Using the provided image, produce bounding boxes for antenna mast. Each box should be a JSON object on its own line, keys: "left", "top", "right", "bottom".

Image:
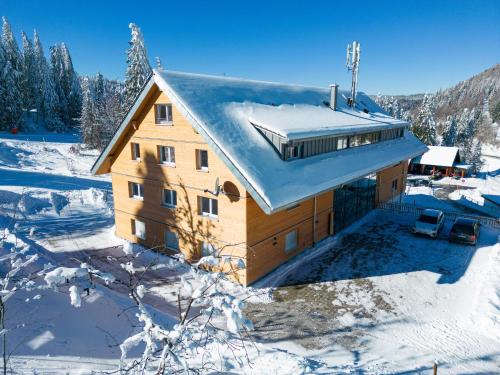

{"left": 346, "top": 41, "right": 361, "bottom": 107}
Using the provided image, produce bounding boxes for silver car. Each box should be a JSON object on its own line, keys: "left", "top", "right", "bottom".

{"left": 412, "top": 209, "right": 445, "bottom": 238}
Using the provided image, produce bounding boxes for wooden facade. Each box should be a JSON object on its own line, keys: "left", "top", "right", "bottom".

{"left": 101, "top": 83, "right": 408, "bottom": 286}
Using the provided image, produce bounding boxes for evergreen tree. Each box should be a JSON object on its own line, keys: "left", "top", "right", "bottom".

{"left": 124, "top": 23, "right": 152, "bottom": 110}
{"left": 1, "top": 16, "right": 24, "bottom": 130}
{"left": 33, "top": 30, "right": 63, "bottom": 131}
{"left": 441, "top": 115, "right": 457, "bottom": 147}
{"left": 79, "top": 76, "right": 97, "bottom": 147}
{"left": 0, "top": 42, "right": 6, "bottom": 130}
{"left": 50, "top": 43, "right": 81, "bottom": 130}
{"left": 455, "top": 108, "right": 480, "bottom": 163}
{"left": 20, "top": 31, "right": 37, "bottom": 113}
{"left": 411, "top": 94, "right": 437, "bottom": 145}
{"left": 469, "top": 138, "right": 483, "bottom": 174}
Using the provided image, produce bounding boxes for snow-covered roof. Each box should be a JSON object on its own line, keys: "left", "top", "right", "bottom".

{"left": 411, "top": 146, "right": 459, "bottom": 168}
{"left": 92, "top": 70, "right": 427, "bottom": 213}
{"left": 239, "top": 102, "right": 406, "bottom": 141}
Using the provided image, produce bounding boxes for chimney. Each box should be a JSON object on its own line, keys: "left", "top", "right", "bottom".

{"left": 329, "top": 84, "right": 338, "bottom": 111}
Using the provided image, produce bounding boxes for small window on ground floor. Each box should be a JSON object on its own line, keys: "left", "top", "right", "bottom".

{"left": 132, "top": 219, "right": 146, "bottom": 240}
{"left": 165, "top": 230, "right": 179, "bottom": 251}
{"left": 285, "top": 230, "right": 298, "bottom": 252}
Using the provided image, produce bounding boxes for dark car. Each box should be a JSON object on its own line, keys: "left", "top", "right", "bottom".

{"left": 449, "top": 218, "right": 481, "bottom": 245}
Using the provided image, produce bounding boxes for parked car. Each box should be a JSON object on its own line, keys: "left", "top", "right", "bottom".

{"left": 449, "top": 218, "right": 481, "bottom": 245}
{"left": 412, "top": 209, "right": 445, "bottom": 238}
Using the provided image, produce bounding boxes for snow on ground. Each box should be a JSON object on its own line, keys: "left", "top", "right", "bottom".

{"left": 246, "top": 210, "right": 500, "bottom": 374}
{"left": 0, "top": 132, "right": 305, "bottom": 374}
{"left": 1, "top": 132, "right": 499, "bottom": 374}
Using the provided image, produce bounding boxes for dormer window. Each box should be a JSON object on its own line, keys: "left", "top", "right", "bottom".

{"left": 284, "top": 145, "right": 300, "bottom": 160}
{"left": 337, "top": 137, "right": 348, "bottom": 150}
{"left": 155, "top": 104, "right": 173, "bottom": 125}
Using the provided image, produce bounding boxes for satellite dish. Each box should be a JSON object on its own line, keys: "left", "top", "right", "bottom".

{"left": 204, "top": 176, "right": 222, "bottom": 196}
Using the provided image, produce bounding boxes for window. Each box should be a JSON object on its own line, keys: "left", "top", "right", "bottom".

{"left": 165, "top": 230, "right": 179, "bottom": 251}
{"left": 155, "top": 104, "right": 173, "bottom": 125}
{"left": 285, "top": 230, "right": 298, "bottom": 252}
{"left": 285, "top": 145, "right": 299, "bottom": 160}
{"left": 201, "top": 241, "right": 216, "bottom": 257}
{"left": 196, "top": 149, "right": 209, "bottom": 171}
{"left": 199, "top": 196, "right": 218, "bottom": 218}
{"left": 159, "top": 146, "right": 175, "bottom": 166}
{"left": 131, "top": 143, "right": 140, "bottom": 160}
{"left": 391, "top": 178, "right": 398, "bottom": 193}
{"left": 162, "top": 189, "right": 177, "bottom": 208}
{"left": 132, "top": 219, "right": 146, "bottom": 240}
{"left": 129, "top": 182, "right": 144, "bottom": 200}
{"left": 337, "top": 137, "right": 348, "bottom": 150}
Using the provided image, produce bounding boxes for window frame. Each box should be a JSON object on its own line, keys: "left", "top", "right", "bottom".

{"left": 132, "top": 219, "right": 146, "bottom": 240}
{"left": 131, "top": 142, "right": 141, "bottom": 161}
{"left": 199, "top": 196, "right": 218, "bottom": 219}
{"left": 165, "top": 229, "right": 179, "bottom": 251}
{"left": 158, "top": 145, "right": 176, "bottom": 167}
{"left": 285, "top": 230, "right": 298, "bottom": 253}
{"left": 129, "top": 182, "right": 144, "bottom": 200}
{"left": 162, "top": 188, "right": 177, "bottom": 208}
{"left": 155, "top": 104, "right": 173, "bottom": 125}
{"left": 196, "top": 149, "right": 209, "bottom": 172}
{"left": 336, "top": 137, "right": 348, "bottom": 150}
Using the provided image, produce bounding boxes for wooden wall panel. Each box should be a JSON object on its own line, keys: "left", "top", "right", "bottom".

{"left": 109, "top": 87, "right": 248, "bottom": 283}
{"left": 376, "top": 161, "right": 408, "bottom": 203}
{"left": 245, "top": 191, "right": 333, "bottom": 284}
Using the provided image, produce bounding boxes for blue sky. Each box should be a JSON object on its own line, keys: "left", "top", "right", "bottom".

{"left": 1, "top": 0, "right": 499, "bottom": 94}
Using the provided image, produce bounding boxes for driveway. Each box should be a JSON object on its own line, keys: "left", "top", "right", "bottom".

{"left": 245, "top": 209, "right": 499, "bottom": 353}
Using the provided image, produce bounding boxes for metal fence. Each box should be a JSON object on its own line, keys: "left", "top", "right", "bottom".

{"left": 377, "top": 201, "right": 500, "bottom": 229}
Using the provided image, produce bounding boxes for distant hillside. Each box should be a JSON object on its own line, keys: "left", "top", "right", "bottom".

{"left": 372, "top": 64, "right": 500, "bottom": 146}
{"left": 434, "top": 64, "right": 500, "bottom": 121}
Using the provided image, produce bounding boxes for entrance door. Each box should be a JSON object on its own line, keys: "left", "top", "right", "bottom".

{"left": 333, "top": 174, "right": 376, "bottom": 233}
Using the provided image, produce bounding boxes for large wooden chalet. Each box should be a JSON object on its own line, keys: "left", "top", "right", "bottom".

{"left": 92, "top": 70, "right": 427, "bottom": 285}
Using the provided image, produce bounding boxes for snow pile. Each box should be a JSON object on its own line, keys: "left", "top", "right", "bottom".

{"left": 44, "top": 267, "right": 88, "bottom": 286}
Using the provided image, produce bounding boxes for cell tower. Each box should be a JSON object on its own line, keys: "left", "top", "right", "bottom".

{"left": 346, "top": 41, "right": 361, "bottom": 107}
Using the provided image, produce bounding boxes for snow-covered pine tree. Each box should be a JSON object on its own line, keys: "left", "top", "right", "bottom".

{"left": 94, "top": 78, "right": 124, "bottom": 149}
{"left": 50, "top": 43, "right": 81, "bottom": 131}
{"left": 34, "top": 31, "right": 64, "bottom": 131}
{"left": 20, "top": 31, "right": 37, "bottom": 118}
{"left": 411, "top": 94, "right": 437, "bottom": 145}
{"left": 456, "top": 108, "right": 480, "bottom": 163}
{"left": 1, "top": 16, "right": 24, "bottom": 130}
{"left": 79, "top": 76, "right": 97, "bottom": 147}
{"left": 440, "top": 115, "right": 457, "bottom": 147}
{"left": 60, "top": 43, "right": 81, "bottom": 126}
{"left": 124, "top": 23, "right": 152, "bottom": 111}
{"left": 469, "top": 138, "right": 483, "bottom": 174}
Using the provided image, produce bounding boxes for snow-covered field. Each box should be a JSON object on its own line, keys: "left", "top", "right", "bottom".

{"left": 1, "top": 132, "right": 499, "bottom": 374}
